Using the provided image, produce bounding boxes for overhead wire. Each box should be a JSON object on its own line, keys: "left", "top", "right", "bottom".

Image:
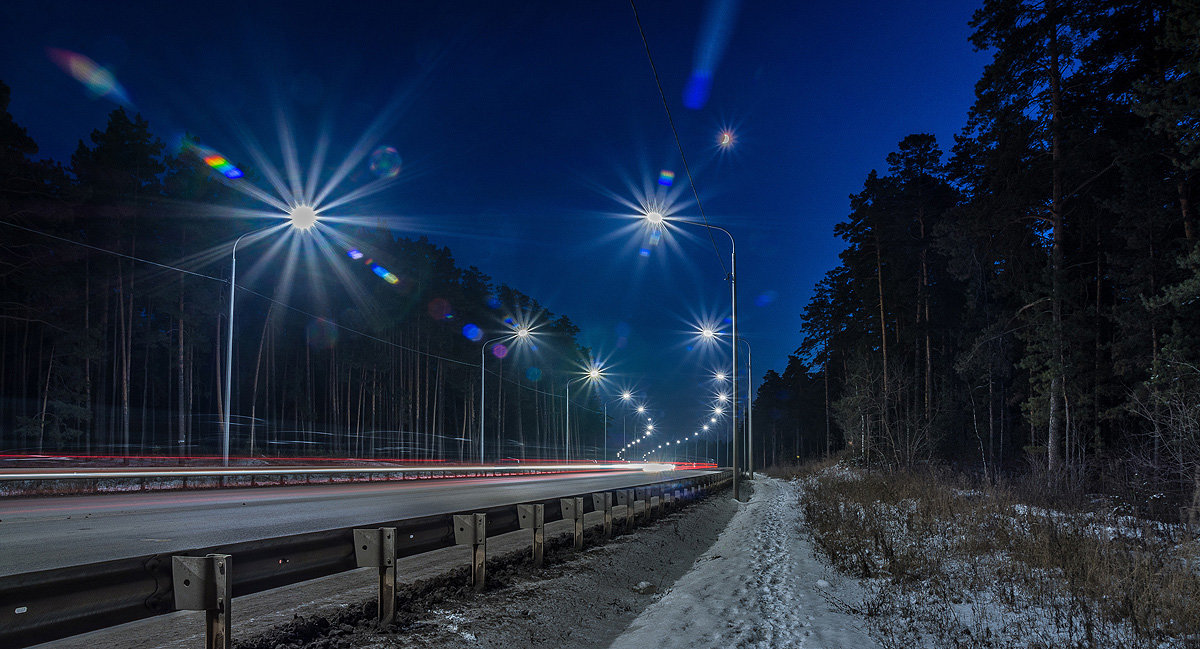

{"left": 627, "top": 0, "right": 729, "bottom": 278}
{"left": 0, "top": 218, "right": 594, "bottom": 399}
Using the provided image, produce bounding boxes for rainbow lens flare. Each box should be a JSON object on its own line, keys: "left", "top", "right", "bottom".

{"left": 658, "top": 170, "right": 675, "bottom": 186}
{"left": 347, "top": 249, "right": 364, "bottom": 260}
{"left": 180, "top": 137, "right": 244, "bottom": 179}
{"left": 368, "top": 146, "right": 402, "bottom": 179}
{"left": 46, "top": 48, "right": 132, "bottom": 106}
{"left": 371, "top": 265, "right": 399, "bottom": 284}
{"left": 203, "top": 154, "right": 244, "bottom": 179}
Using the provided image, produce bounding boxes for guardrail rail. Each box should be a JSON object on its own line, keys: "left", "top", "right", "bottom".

{"left": 0, "top": 469, "right": 731, "bottom": 648}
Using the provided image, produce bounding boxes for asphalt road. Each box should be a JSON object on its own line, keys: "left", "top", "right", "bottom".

{"left": 0, "top": 469, "right": 712, "bottom": 576}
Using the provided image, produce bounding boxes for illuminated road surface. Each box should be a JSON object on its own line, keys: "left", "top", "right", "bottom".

{"left": 0, "top": 470, "right": 712, "bottom": 576}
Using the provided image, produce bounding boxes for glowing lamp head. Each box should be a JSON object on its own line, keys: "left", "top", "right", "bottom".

{"left": 516, "top": 326, "right": 531, "bottom": 338}
{"left": 587, "top": 368, "right": 602, "bottom": 380}
{"left": 290, "top": 205, "right": 318, "bottom": 230}
{"left": 637, "top": 406, "right": 646, "bottom": 413}
{"left": 701, "top": 328, "right": 717, "bottom": 339}
{"left": 715, "top": 372, "right": 727, "bottom": 382}
{"left": 714, "top": 407, "right": 724, "bottom": 415}
{"left": 645, "top": 211, "right": 664, "bottom": 226}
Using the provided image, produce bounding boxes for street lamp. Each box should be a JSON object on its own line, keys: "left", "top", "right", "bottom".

{"left": 480, "top": 325, "right": 531, "bottom": 463}
{"left": 645, "top": 209, "right": 740, "bottom": 499}
{"left": 603, "top": 391, "right": 634, "bottom": 462}
{"left": 565, "top": 365, "right": 603, "bottom": 462}
{"left": 622, "top": 403, "right": 648, "bottom": 459}
{"left": 741, "top": 338, "right": 754, "bottom": 478}
{"left": 223, "top": 216, "right": 310, "bottom": 466}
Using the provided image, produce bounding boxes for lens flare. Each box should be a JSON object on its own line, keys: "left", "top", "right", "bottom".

{"left": 491, "top": 343, "right": 509, "bottom": 359}
{"left": 683, "top": 0, "right": 741, "bottom": 110}
{"left": 371, "top": 264, "right": 399, "bottom": 284}
{"left": 368, "top": 146, "right": 402, "bottom": 179}
{"left": 347, "top": 249, "right": 364, "bottom": 260}
{"left": 180, "top": 137, "right": 244, "bottom": 179}
{"left": 719, "top": 130, "right": 735, "bottom": 148}
{"left": 204, "top": 155, "right": 244, "bottom": 179}
{"left": 526, "top": 367, "right": 542, "bottom": 381}
{"left": 46, "top": 48, "right": 132, "bottom": 106}
{"left": 462, "top": 323, "right": 483, "bottom": 341}
{"left": 658, "top": 170, "right": 675, "bottom": 186}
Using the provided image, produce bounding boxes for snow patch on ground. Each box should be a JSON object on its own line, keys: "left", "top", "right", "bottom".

{"left": 609, "top": 478, "right": 877, "bottom": 649}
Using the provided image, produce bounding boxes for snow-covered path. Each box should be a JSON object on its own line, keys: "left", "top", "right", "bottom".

{"left": 608, "top": 478, "right": 877, "bottom": 649}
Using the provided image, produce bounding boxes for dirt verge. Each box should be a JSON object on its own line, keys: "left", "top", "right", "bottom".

{"left": 235, "top": 487, "right": 738, "bottom": 649}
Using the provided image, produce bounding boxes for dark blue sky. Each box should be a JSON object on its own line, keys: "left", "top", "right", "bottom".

{"left": 2, "top": 1, "right": 990, "bottom": 451}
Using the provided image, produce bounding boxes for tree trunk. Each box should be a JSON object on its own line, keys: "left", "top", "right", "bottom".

{"left": 1046, "top": 0, "right": 1065, "bottom": 475}
{"left": 37, "top": 344, "right": 56, "bottom": 453}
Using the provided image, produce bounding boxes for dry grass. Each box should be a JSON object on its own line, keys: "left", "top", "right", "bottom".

{"left": 796, "top": 462, "right": 1200, "bottom": 648}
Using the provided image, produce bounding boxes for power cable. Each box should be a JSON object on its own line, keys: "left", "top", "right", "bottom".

{"left": 1, "top": 219, "right": 585, "bottom": 399}
{"left": 628, "top": 0, "right": 729, "bottom": 277}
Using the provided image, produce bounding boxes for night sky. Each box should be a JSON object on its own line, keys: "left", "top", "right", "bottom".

{"left": 1, "top": 1, "right": 989, "bottom": 448}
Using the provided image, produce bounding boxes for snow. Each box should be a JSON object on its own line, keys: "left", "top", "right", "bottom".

{"left": 609, "top": 477, "right": 878, "bottom": 649}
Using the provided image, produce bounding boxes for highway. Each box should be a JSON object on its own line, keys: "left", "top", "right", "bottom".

{"left": 0, "top": 469, "right": 712, "bottom": 576}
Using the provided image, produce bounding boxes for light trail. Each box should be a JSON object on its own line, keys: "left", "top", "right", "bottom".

{"left": 0, "top": 462, "right": 680, "bottom": 481}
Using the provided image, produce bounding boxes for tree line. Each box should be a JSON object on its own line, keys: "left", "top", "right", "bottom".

{"left": 753, "top": 0, "right": 1199, "bottom": 508}
{"left": 0, "top": 84, "right": 610, "bottom": 462}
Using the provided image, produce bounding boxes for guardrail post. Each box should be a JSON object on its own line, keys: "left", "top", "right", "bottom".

{"left": 172, "top": 554, "right": 232, "bottom": 649}
{"left": 518, "top": 504, "right": 545, "bottom": 568}
{"left": 453, "top": 513, "right": 487, "bottom": 592}
{"left": 616, "top": 489, "right": 635, "bottom": 532}
{"left": 561, "top": 497, "right": 584, "bottom": 551}
{"left": 353, "top": 527, "right": 397, "bottom": 623}
{"left": 591, "top": 492, "right": 613, "bottom": 539}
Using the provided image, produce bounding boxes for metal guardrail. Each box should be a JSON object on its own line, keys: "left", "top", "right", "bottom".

{"left": 0, "top": 470, "right": 730, "bottom": 647}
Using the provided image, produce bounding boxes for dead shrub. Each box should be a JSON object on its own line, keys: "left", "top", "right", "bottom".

{"left": 795, "top": 463, "right": 1200, "bottom": 647}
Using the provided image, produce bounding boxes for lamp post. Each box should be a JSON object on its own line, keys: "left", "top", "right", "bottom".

{"left": 625, "top": 404, "right": 647, "bottom": 453}
{"left": 223, "top": 211, "right": 314, "bottom": 466}
{"left": 645, "top": 210, "right": 739, "bottom": 499}
{"left": 741, "top": 338, "right": 753, "bottom": 478}
{"left": 565, "top": 367, "right": 603, "bottom": 462}
{"left": 479, "top": 326, "right": 530, "bottom": 464}
{"left": 603, "top": 392, "right": 633, "bottom": 462}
